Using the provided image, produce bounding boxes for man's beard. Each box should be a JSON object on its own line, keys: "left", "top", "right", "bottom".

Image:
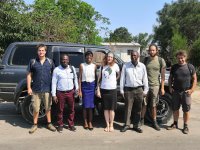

{"left": 150, "top": 53, "right": 157, "bottom": 57}
{"left": 61, "top": 63, "right": 68, "bottom": 68}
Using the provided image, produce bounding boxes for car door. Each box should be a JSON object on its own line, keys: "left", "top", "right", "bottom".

{"left": 0, "top": 45, "right": 37, "bottom": 101}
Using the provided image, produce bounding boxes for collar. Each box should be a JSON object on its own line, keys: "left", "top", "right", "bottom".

{"left": 128, "top": 61, "right": 140, "bottom": 67}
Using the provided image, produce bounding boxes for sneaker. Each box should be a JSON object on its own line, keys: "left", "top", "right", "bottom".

{"left": 57, "top": 126, "right": 63, "bottom": 133}
{"left": 69, "top": 126, "right": 76, "bottom": 131}
{"left": 133, "top": 127, "right": 143, "bottom": 133}
{"left": 152, "top": 122, "right": 161, "bottom": 131}
{"left": 182, "top": 126, "right": 189, "bottom": 134}
{"left": 47, "top": 123, "right": 56, "bottom": 132}
{"left": 166, "top": 123, "right": 178, "bottom": 130}
{"left": 29, "top": 124, "right": 38, "bottom": 134}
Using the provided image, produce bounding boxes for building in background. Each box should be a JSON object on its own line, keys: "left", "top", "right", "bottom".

{"left": 102, "top": 42, "right": 141, "bottom": 62}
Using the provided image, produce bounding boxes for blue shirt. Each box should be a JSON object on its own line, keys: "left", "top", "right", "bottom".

{"left": 51, "top": 65, "right": 79, "bottom": 97}
{"left": 27, "top": 57, "right": 55, "bottom": 93}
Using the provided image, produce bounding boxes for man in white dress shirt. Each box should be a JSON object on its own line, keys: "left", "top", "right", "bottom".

{"left": 120, "top": 51, "right": 149, "bottom": 133}
{"left": 52, "top": 54, "right": 79, "bottom": 132}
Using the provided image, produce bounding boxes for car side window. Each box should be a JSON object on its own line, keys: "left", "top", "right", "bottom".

{"left": 59, "top": 52, "right": 84, "bottom": 68}
{"left": 9, "top": 45, "right": 37, "bottom": 66}
{"left": 92, "top": 51, "right": 105, "bottom": 67}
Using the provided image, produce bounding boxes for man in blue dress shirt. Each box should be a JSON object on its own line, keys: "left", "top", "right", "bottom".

{"left": 52, "top": 54, "right": 79, "bottom": 132}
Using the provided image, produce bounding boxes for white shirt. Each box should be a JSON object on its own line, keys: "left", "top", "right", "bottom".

{"left": 100, "top": 63, "right": 120, "bottom": 90}
{"left": 120, "top": 61, "right": 149, "bottom": 94}
{"left": 51, "top": 65, "right": 79, "bottom": 96}
{"left": 81, "top": 63, "right": 95, "bottom": 82}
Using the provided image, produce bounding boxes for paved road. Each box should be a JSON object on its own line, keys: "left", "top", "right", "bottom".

{"left": 0, "top": 90, "right": 200, "bottom": 150}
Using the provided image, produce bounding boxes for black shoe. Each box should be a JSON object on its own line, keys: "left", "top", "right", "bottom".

{"left": 133, "top": 127, "right": 143, "bottom": 133}
{"left": 57, "top": 126, "right": 63, "bottom": 133}
{"left": 166, "top": 123, "right": 178, "bottom": 130}
{"left": 182, "top": 126, "right": 189, "bottom": 134}
{"left": 152, "top": 122, "right": 161, "bottom": 131}
{"left": 120, "top": 125, "right": 129, "bottom": 132}
{"left": 83, "top": 126, "right": 88, "bottom": 130}
{"left": 69, "top": 126, "right": 76, "bottom": 131}
{"left": 89, "top": 127, "right": 94, "bottom": 131}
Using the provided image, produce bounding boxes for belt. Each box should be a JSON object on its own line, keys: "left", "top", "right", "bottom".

{"left": 57, "top": 89, "right": 73, "bottom": 93}
{"left": 124, "top": 86, "right": 143, "bottom": 90}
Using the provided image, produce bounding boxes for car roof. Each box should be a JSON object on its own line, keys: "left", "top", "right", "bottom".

{"left": 12, "top": 42, "right": 110, "bottom": 50}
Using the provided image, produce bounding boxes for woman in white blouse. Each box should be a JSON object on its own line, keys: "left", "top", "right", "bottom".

{"left": 79, "top": 51, "right": 96, "bottom": 130}
{"left": 97, "top": 52, "right": 120, "bottom": 132}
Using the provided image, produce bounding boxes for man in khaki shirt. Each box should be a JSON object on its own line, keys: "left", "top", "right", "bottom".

{"left": 141, "top": 44, "right": 166, "bottom": 131}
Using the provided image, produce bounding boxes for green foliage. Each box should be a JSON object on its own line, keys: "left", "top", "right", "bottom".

{"left": 189, "top": 37, "right": 200, "bottom": 67}
{"left": 154, "top": 0, "right": 200, "bottom": 60}
{"left": 0, "top": 0, "right": 110, "bottom": 54}
{"left": 133, "top": 33, "right": 153, "bottom": 53}
{"left": 106, "top": 27, "right": 133, "bottom": 43}
{"left": 0, "top": 0, "right": 32, "bottom": 54}
{"left": 171, "top": 31, "right": 188, "bottom": 63}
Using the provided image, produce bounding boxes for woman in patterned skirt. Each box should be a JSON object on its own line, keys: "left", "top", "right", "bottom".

{"left": 79, "top": 51, "right": 96, "bottom": 130}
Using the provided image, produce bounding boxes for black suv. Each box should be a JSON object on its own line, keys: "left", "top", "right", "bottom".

{"left": 0, "top": 42, "right": 172, "bottom": 124}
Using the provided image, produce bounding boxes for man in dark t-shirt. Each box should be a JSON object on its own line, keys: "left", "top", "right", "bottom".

{"left": 167, "top": 50, "right": 197, "bottom": 134}
{"left": 27, "top": 44, "right": 56, "bottom": 134}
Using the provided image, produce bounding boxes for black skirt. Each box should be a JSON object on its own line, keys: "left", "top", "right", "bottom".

{"left": 100, "top": 89, "right": 117, "bottom": 110}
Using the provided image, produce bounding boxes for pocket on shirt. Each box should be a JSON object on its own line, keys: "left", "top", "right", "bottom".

{"left": 44, "top": 65, "right": 51, "bottom": 73}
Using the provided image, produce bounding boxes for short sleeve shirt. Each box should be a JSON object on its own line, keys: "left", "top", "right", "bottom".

{"left": 27, "top": 57, "right": 55, "bottom": 93}
{"left": 145, "top": 56, "right": 166, "bottom": 86}
{"left": 171, "top": 63, "right": 196, "bottom": 91}
{"left": 100, "top": 63, "right": 120, "bottom": 90}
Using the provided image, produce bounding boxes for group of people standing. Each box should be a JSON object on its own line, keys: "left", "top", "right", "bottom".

{"left": 27, "top": 43, "right": 197, "bottom": 135}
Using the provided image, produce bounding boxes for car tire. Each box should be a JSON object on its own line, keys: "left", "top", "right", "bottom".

{"left": 21, "top": 95, "right": 46, "bottom": 124}
{"left": 145, "top": 93, "right": 173, "bottom": 124}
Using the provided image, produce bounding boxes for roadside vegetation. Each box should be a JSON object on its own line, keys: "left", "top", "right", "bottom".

{"left": 0, "top": 0, "right": 110, "bottom": 56}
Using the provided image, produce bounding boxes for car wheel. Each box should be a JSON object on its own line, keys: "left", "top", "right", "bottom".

{"left": 21, "top": 95, "right": 46, "bottom": 124}
{"left": 145, "top": 93, "right": 173, "bottom": 124}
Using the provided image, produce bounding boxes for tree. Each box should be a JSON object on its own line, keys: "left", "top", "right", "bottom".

{"left": 189, "top": 37, "right": 200, "bottom": 66}
{"left": 106, "top": 27, "right": 133, "bottom": 42}
{"left": 133, "top": 33, "right": 153, "bottom": 54}
{"left": 0, "top": 0, "right": 110, "bottom": 54}
{"left": 153, "top": 0, "right": 200, "bottom": 62}
{"left": 30, "top": 0, "right": 110, "bottom": 44}
{"left": 171, "top": 31, "right": 188, "bottom": 63}
{"left": 0, "top": 0, "right": 32, "bottom": 53}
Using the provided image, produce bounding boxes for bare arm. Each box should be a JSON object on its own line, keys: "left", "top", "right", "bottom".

{"left": 27, "top": 72, "right": 32, "bottom": 95}
{"left": 78, "top": 64, "right": 83, "bottom": 97}
{"left": 186, "top": 73, "right": 197, "bottom": 95}
{"left": 160, "top": 67, "right": 166, "bottom": 95}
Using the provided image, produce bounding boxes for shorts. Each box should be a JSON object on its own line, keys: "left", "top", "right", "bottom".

{"left": 31, "top": 92, "right": 52, "bottom": 113}
{"left": 143, "top": 86, "right": 160, "bottom": 107}
{"left": 172, "top": 91, "right": 191, "bottom": 112}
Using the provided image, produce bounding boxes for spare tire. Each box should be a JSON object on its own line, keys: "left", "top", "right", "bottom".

{"left": 21, "top": 95, "right": 46, "bottom": 124}
{"left": 145, "top": 93, "right": 173, "bottom": 124}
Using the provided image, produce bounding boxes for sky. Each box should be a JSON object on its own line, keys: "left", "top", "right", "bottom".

{"left": 24, "top": 0, "right": 173, "bottom": 37}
